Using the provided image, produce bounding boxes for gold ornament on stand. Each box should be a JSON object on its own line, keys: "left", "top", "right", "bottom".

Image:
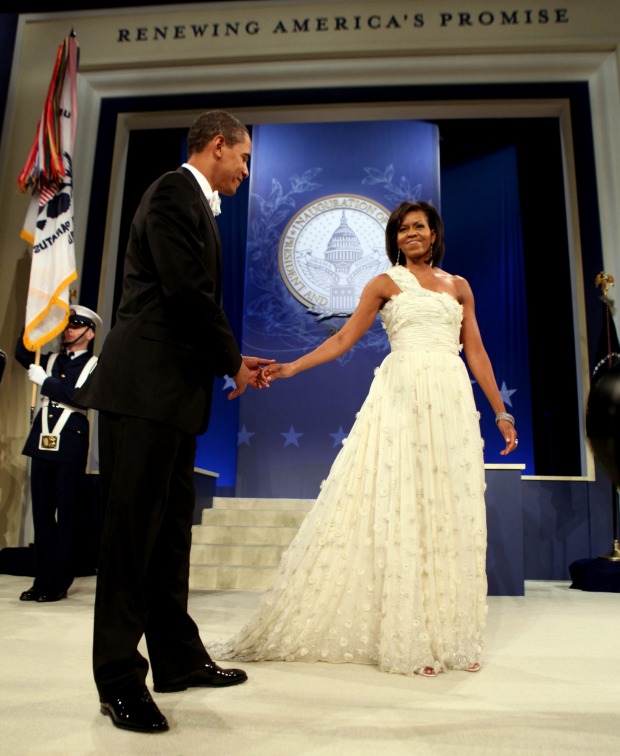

{"left": 595, "top": 271, "right": 614, "bottom": 297}
{"left": 602, "top": 541, "right": 620, "bottom": 561}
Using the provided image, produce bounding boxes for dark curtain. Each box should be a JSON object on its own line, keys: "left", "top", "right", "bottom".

{"left": 442, "top": 146, "right": 534, "bottom": 470}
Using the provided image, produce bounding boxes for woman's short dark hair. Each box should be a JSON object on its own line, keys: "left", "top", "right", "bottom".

{"left": 385, "top": 201, "right": 445, "bottom": 268}
{"left": 186, "top": 110, "right": 249, "bottom": 157}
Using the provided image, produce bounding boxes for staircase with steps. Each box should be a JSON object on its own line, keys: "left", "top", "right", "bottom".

{"left": 189, "top": 497, "right": 314, "bottom": 591}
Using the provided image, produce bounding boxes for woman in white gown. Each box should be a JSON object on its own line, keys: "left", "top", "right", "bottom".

{"left": 208, "top": 201, "right": 518, "bottom": 677}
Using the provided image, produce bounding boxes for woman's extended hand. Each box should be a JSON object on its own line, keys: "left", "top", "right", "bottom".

{"left": 497, "top": 418, "right": 518, "bottom": 456}
{"left": 263, "top": 363, "right": 295, "bottom": 381}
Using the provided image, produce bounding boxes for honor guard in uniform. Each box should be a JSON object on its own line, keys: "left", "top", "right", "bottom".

{"left": 15, "top": 305, "right": 101, "bottom": 602}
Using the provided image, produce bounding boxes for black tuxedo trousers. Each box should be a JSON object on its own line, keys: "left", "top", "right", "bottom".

{"left": 93, "top": 411, "right": 211, "bottom": 698}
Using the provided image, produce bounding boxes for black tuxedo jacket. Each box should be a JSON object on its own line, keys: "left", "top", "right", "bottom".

{"left": 76, "top": 167, "right": 242, "bottom": 435}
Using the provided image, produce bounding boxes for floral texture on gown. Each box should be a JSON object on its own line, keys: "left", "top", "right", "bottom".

{"left": 207, "top": 264, "right": 487, "bottom": 675}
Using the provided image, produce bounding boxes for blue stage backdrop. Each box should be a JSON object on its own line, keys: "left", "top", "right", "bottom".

{"left": 236, "top": 121, "right": 441, "bottom": 497}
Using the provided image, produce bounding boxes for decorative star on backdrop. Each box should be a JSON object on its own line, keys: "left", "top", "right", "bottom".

{"left": 499, "top": 381, "right": 517, "bottom": 407}
{"left": 222, "top": 375, "right": 236, "bottom": 391}
{"left": 237, "top": 425, "right": 255, "bottom": 446}
{"left": 281, "top": 425, "right": 304, "bottom": 448}
{"left": 329, "top": 426, "right": 348, "bottom": 447}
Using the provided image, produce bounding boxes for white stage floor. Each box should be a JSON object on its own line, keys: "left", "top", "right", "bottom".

{"left": 1, "top": 574, "right": 619, "bottom": 755}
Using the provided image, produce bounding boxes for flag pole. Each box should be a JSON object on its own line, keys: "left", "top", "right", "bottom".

{"left": 28, "top": 287, "right": 76, "bottom": 422}
{"left": 599, "top": 489, "right": 620, "bottom": 561}
{"left": 30, "top": 348, "right": 41, "bottom": 424}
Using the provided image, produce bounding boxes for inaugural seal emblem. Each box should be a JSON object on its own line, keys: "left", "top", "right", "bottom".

{"left": 278, "top": 194, "right": 390, "bottom": 317}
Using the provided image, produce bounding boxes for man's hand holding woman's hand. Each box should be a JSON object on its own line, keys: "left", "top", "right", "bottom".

{"left": 243, "top": 355, "right": 276, "bottom": 390}
{"left": 227, "top": 355, "right": 276, "bottom": 399}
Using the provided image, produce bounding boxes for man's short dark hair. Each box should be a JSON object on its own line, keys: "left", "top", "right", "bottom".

{"left": 186, "top": 110, "right": 249, "bottom": 157}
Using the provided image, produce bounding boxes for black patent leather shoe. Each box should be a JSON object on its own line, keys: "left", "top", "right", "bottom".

{"left": 19, "top": 586, "right": 41, "bottom": 601}
{"left": 154, "top": 661, "right": 248, "bottom": 693}
{"left": 100, "top": 686, "right": 169, "bottom": 732}
{"left": 36, "top": 590, "right": 68, "bottom": 602}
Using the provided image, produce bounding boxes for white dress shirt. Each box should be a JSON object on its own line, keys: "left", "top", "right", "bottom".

{"left": 182, "top": 163, "right": 221, "bottom": 215}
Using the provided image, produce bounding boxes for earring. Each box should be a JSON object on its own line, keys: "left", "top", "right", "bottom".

{"left": 396, "top": 249, "right": 402, "bottom": 266}
{"left": 429, "top": 243, "right": 434, "bottom": 267}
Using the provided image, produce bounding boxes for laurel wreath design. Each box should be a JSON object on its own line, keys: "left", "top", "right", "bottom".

{"left": 243, "top": 163, "right": 422, "bottom": 361}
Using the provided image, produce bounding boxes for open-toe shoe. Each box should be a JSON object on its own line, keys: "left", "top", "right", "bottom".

{"left": 417, "top": 667, "right": 438, "bottom": 677}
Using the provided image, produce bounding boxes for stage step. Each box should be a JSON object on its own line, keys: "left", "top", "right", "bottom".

{"left": 189, "top": 497, "right": 314, "bottom": 591}
{"left": 212, "top": 496, "right": 314, "bottom": 512}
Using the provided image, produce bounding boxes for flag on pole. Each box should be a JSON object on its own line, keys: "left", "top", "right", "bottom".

{"left": 18, "top": 32, "right": 79, "bottom": 351}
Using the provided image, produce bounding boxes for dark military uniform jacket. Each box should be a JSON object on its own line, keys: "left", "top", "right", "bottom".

{"left": 16, "top": 338, "right": 97, "bottom": 467}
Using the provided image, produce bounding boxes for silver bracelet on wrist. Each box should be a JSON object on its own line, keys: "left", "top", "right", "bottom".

{"left": 495, "top": 412, "right": 515, "bottom": 426}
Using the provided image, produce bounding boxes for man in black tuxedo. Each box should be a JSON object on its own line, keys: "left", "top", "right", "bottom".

{"left": 76, "top": 110, "right": 271, "bottom": 733}
{"left": 16, "top": 305, "right": 100, "bottom": 603}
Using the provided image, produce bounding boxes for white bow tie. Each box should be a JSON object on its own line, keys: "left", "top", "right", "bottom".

{"left": 209, "top": 191, "right": 221, "bottom": 216}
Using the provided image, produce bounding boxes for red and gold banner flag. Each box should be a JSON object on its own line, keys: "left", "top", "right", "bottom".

{"left": 18, "top": 32, "right": 79, "bottom": 351}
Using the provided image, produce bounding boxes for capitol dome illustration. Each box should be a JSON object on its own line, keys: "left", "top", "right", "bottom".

{"left": 280, "top": 196, "right": 389, "bottom": 316}
{"left": 324, "top": 211, "right": 364, "bottom": 273}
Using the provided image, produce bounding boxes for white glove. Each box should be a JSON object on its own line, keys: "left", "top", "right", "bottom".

{"left": 27, "top": 364, "right": 47, "bottom": 386}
